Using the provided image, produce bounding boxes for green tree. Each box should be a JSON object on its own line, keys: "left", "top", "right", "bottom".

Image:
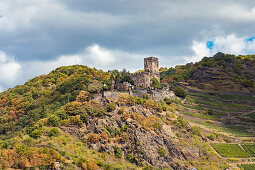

{"left": 48, "top": 127, "right": 59, "bottom": 137}
{"left": 47, "top": 115, "right": 61, "bottom": 127}
{"left": 150, "top": 78, "right": 160, "bottom": 89}
{"left": 174, "top": 86, "right": 187, "bottom": 98}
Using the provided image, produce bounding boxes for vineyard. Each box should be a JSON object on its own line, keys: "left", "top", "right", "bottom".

{"left": 238, "top": 164, "right": 255, "bottom": 170}
{"left": 242, "top": 144, "right": 255, "bottom": 157}
{"left": 210, "top": 143, "right": 250, "bottom": 158}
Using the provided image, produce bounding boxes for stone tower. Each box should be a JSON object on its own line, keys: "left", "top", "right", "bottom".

{"left": 130, "top": 56, "right": 160, "bottom": 88}
{"left": 144, "top": 57, "right": 159, "bottom": 73}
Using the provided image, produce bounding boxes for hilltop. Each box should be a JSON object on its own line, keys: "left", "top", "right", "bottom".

{"left": 161, "top": 52, "right": 255, "bottom": 93}
{"left": 0, "top": 53, "right": 254, "bottom": 169}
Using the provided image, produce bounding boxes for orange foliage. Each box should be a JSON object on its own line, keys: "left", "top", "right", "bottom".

{"left": 87, "top": 133, "right": 99, "bottom": 143}
{"left": 101, "top": 131, "right": 108, "bottom": 140}
{"left": 0, "top": 147, "right": 65, "bottom": 169}
{"left": 76, "top": 91, "right": 90, "bottom": 103}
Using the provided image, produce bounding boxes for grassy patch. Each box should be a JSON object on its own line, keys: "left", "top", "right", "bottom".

{"left": 211, "top": 143, "right": 250, "bottom": 158}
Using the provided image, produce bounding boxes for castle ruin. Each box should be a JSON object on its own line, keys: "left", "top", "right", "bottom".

{"left": 130, "top": 57, "right": 160, "bottom": 88}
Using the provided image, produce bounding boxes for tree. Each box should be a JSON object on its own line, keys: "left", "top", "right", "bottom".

{"left": 48, "top": 127, "right": 59, "bottom": 137}
{"left": 47, "top": 115, "right": 61, "bottom": 127}
{"left": 64, "top": 101, "right": 82, "bottom": 115}
{"left": 150, "top": 78, "right": 160, "bottom": 89}
{"left": 88, "top": 81, "right": 103, "bottom": 93}
{"left": 174, "top": 86, "right": 187, "bottom": 98}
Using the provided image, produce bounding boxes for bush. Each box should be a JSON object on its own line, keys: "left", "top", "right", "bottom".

{"left": 207, "top": 134, "right": 216, "bottom": 141}
{"left": 154, "top": 122, "right": 162, "bottom": 131}
{"left": 101, "top": 131, "right": 108, "bottom": 140}
{"left": 64, "top": 101, "right": 82, "bottom": 115}
{"left": 150, "top": 78, "right": 160, "bottom": 89}
{"left": 87, "top": 133, "right": 99, "bottom": 143}
{"left": 223, "top": 138, "right": 232, "bottom": 143}
{"left": 157, "top": 104, "right": 163, "bottom": 112}
{"left": 48, "top": 127, "right": 59, "bottom": 137}
{"left": 30, "top": 129, "right": 43, "bottom": 139}
{"left": 107, "top": 102, "right": 116, "bottom": 112}
{"left": 80, "top": 113, "right": 88, "bottom": 123}
{"left": 191, "top": 126, "right": 201, "bottom": 136}
{"left": 114, "top": 146, "right": 122, "bottom": 158}
{"left": 47, "top": 115, "right": 61, "bottom": 127}
{"left": 174, "top": 86, "right": 187, "bottom": 98}
{"left": 158, "top": 147, "right": 166, "bottom": 157}
{"left": 23, "top": 135, "right": 33, "bottom": 146}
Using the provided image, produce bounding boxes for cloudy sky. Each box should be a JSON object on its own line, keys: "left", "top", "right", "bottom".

{"left": 0, "top": 0, "right": 255, "bottom": 91}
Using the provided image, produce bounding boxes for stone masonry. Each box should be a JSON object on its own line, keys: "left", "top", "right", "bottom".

{"left": 130, "top": 57, "right": 160, "bottom": 88}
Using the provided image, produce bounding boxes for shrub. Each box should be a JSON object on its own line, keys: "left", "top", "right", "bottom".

{"left": 157, "top": 104, "right": 163, "bottom": 112}
{"left": 64, "top": 101, "right": 82, "bottom": 115}
{"left": 174, "top": 86, "right": 187, "bottom": 98}
{"left": 223, "top": 138, "right": 232, "bottom": 143}
{"left": 76, "top": 90, "right": 90, "bottom": 102}
{"left": 207, "top": 134, "right": 216, "bottom": 141}
{"left": 114, "top": 146, "right": 122, "bottom": 158}
{"left": 207, "top": 109, "right": 214, "bottom": 115}
{"left": 80, "top": 113, "right": 88, "bottom": 123}
{"left": 47, "top": 115, "right": 61, "bottom": 127}
{"left": 107, "top": 102, "right": 116, "bottom": 112}
{"left": 164, "top": 98, "right": 172, "bottom": 105}
{"left": 61, "top": 115, "right": 83, "bottom": 127}
{"left": 30, "top": 129, "right": 43, "bottom": 139}
{"left": 154, "top": 122, "right": 162, "bottom": 131}
{"left": 87, "top": 133, "right": 99, "bottom": 143}
{"left": 191, "top": 126, "right": 201, "bottom": 136}
{"left": 101, "top": 131, "right": 108, "bottom": 140}
{"left": 48, "top": 127, "right": 59, "bottom": 137}
{"left": 158, "top": 147, "right": 166, "bottom": 157}
{"left": 150, "top": 78, "right": 160, "bottom": 89}
{"left": 23, "top": 135, "right": 33, "bottom": 146}
{"left": 88, "top": 81, "right": 103, "bottom": 93}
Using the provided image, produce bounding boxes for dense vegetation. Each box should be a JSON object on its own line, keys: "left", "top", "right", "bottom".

{"left": 160, "top": 52, "right": 255, "bottom": 92}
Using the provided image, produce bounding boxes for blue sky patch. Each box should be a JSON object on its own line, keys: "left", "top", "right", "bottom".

{"left": 246, "top": 37, "right": 255, "bottom": 42}
{"left": 206, "top": 41, "right": 214, "bottom": 50}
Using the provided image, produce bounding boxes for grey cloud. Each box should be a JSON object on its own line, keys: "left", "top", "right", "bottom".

{"left": 0, "top": 0, "right": 255, "bottom": 90}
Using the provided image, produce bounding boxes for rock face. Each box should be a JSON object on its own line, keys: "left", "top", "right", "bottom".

{"left": 63, "top": 105, "right": 199, "bottom": 169}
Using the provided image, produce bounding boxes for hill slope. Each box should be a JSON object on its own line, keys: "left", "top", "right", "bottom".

{"left": 0, "top": 54, "right": 255, "bottom": 169}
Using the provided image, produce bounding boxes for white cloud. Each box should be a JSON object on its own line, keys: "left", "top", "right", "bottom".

{"left": 186, "top": 41, "right": 211, "bottom": 62}
{"left": 0, "top": 51, "right": 21, "bottom": 82}
{"left": 0, "top": 51, "right": 21, "bottom": 91}
{"left": 187, "top": 34, "right": 255, "bottom": 63}
{"left": 0, "top": 44, "right": 147, "bottom": 91}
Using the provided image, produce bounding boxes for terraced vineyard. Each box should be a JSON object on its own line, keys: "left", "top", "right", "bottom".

{"left": 211, "top": 143, "right": 250, "bottom": 158}
{"left": 246, "top": 112, "right": 255, "bottom": 121}
{"left": 242, "top": 144, "right": 255, "bottom": 157}
{"left": 238, "top": 164, "right": 255, "bottom": 170}
{"left": 181, "top": 92, "right": 255, "bottom": 137}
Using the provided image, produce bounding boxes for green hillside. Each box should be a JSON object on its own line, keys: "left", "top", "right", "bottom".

{"left": 0, "top": 53, "right": 255, "bottom": 169}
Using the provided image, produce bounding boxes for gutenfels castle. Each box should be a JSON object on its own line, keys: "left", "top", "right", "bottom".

{"left": 130, "top": 57, "right": 160, "bottom": 88}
